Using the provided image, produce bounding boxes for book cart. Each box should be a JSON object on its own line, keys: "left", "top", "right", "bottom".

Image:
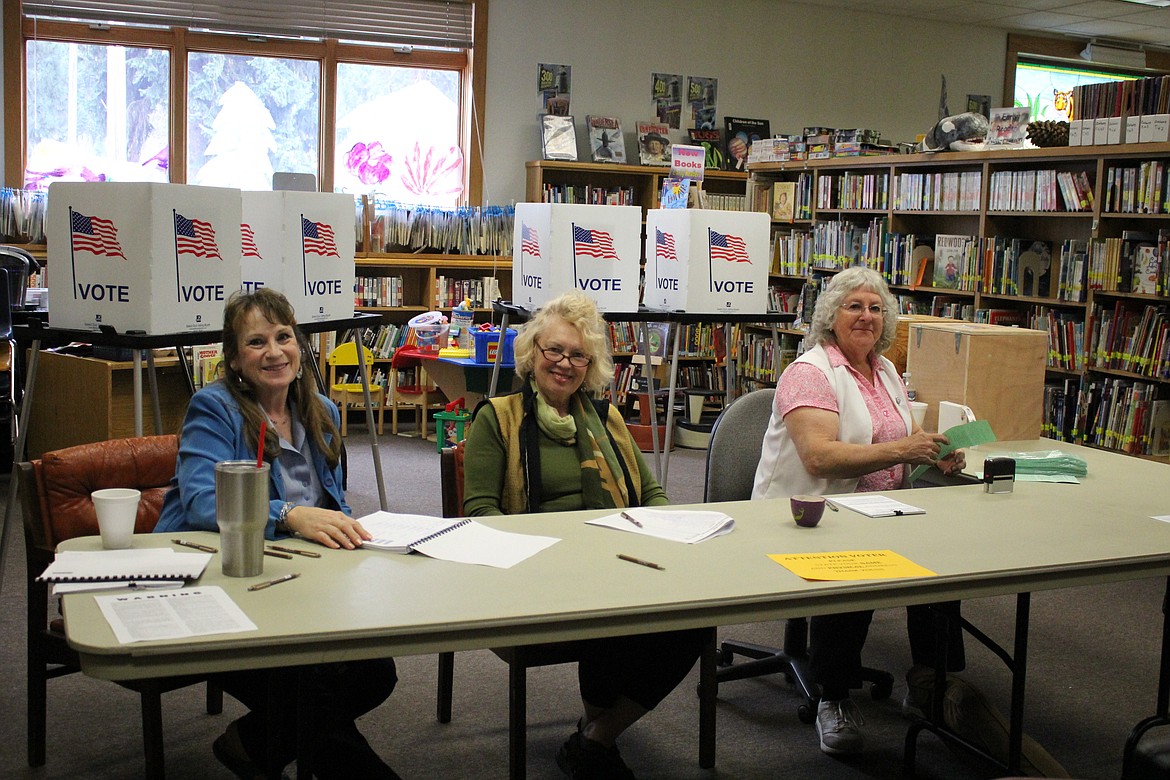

{"left": 748, "top": 142, "right": 1170, "bottom": 463}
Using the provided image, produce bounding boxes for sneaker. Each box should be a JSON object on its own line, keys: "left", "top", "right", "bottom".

{"left": 555, "top": 730, "right": 637, "bottom": 780}
{"left": 902, "top": 663, "right": 941, "bottom": 720}
{"left": 815, "top": 698, "right": 866, "bottom": 755}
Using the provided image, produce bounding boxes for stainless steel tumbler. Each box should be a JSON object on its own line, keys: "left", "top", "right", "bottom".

{"left": 215, "top": 460, "right": 270, "bottom": 577}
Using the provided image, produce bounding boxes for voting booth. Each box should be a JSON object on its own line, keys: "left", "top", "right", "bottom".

{"left": 241, "top": 191, "right": 356, "bottom": 324}
{"left": 47, "top": 182, "right": 241, "bottom": 334}
{"left": 513, "top": 203, "right": 641, "bottom": 312}
{"left": 643, "top": 209, "right": 770, "bottom": 314}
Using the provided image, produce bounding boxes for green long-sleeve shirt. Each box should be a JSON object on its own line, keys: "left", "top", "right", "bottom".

{"left": 462, "top": 402, "right": 668, "bottom": 516}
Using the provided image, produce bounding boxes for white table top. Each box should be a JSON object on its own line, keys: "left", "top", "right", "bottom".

{"left": 60, "top": 440, "right": 1170, "bottom": 681}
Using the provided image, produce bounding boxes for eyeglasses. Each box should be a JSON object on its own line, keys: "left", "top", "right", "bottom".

{"left": 536, "top": 342, "right": 593, "bottom": 368}
{"left": 840, "top": 302, "right": 885, "bottom": 316}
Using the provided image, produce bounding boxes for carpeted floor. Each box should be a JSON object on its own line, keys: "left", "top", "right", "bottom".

{"left": 0, "top": 427, "right": 1163, "bottom": 779}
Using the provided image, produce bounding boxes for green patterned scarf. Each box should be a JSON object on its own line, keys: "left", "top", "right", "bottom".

{"left": 569, "top": 391, "right": 629, "bottom": 509}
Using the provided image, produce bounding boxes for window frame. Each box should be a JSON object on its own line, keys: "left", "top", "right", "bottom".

{"left": 4, "top": 0, "right": 488, "bottom": 204}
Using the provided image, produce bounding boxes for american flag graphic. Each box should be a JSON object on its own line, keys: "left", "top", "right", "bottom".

{"left": 70, "top": 210, "right": 125, "bottom": 259}
{"left": 655, "top": 228, "right": 677, "bottom": 261}
{"left": 709, "top": 229, "right": 750, "bottom": 263}
{"left": 572, "top": 224, "right": 618, "bottom": 260}
{"left": 520, "top": 223, "right": 541, "bottom": 257}
{"left": 241, "top": 223, "right": 262, "bottom": 259}
{"left": 174, "top": 212, "right": 222, "bottom": 259}
{"left": 302, "top": 217, "right": 339, "bottom": 257}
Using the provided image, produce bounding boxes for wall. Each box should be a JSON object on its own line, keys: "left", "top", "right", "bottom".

{"left": 482, "top": 0, "right": 1007, "bottom": 206}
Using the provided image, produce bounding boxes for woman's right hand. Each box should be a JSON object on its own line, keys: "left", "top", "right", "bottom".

{"left": 901, "top": 430, "right": 948, "bottom": 466}
{"left": 284, "top": 506, "right": 372, "bottom": 550}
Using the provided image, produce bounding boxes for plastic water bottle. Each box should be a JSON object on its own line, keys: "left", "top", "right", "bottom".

{"left": 902, "top": 371, "right": 917, "bottom": 402}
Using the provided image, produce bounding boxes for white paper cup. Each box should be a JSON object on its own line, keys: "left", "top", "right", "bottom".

{"left": 91, "top": 488, "right": 141, "bottom": 549}
{"left": 910, "top": 401, "right": 928, "bottom": 427}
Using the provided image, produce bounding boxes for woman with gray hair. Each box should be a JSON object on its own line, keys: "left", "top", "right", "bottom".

{"left": 753, "top": 267, "right": 966, "bottom": 757}
{"left": 463, "top": 292, "right": 705, "bottom": 780}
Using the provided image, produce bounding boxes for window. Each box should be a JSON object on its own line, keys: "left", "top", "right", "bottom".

{"left": 187, "top": 52, "right": 321, "bottom": 190}
{"left": 10, "top": 1, "right": 484, "bottom": 204}
{"left": 335, "top": 63, "right": 463, "bottom": 206}
{"left": 25, "top": 40, "right": 171, "bottom": 189}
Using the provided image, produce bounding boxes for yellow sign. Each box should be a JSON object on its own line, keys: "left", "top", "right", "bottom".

{"left": 769, "top": 550, "right": 936, "bottom": 581}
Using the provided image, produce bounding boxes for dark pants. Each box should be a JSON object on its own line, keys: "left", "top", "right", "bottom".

{"left": 809, "top": 602, "right": 965, "bottom": 701}
{"left": 577, "top": 628, "right": 707, "bottom": 711}
{"left": 218, "top": 658, "right": 398, "bottom": 779}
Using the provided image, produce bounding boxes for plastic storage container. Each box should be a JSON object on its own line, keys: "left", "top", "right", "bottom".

{"left": 472, "top": 327, "right": 517, "bottom": 364}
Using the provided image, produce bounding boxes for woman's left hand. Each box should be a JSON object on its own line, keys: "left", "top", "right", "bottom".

{"left": 936, "top": 448, "right": 966, "bottom": 476}
{"left": 284, "top": 506, "right": 372, "bottom": 550}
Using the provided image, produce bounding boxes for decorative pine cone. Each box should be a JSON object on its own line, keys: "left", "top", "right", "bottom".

{"left": 1026, "top": 120, "right": 1070, "bottom": 148}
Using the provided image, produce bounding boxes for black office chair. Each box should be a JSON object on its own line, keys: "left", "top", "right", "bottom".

{"left": 704, "top": 389, "right": 892, "bottom": 724}
{"left": 1122, "top": 581, "right": 1170, "bottom": 780}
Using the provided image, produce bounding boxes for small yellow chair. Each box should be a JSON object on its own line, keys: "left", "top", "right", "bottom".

{"left": 327, "top": 342, "right": 385, "bottom": 436}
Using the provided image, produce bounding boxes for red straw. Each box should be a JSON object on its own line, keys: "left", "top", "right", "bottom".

{"left": 257, "top": 420, "right": 267, "bottom": 467}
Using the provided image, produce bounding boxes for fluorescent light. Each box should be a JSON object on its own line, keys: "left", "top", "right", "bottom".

{"left": 1116, "top": 0, "right": 1170, "bottom": 7}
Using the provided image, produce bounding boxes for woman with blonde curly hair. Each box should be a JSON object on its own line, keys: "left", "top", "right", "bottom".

{"left": 463, "top": 292, "right": 705, "bottom": 780}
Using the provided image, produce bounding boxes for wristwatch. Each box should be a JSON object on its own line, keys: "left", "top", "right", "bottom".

{"left": 275, "top": 502, "right": 296, "bottom": 534}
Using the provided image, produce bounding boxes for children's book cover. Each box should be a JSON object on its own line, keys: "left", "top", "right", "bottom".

{"left": 586, "top": 115, "right": 626, "bottom": 164}
{"left": 771, "top": 181, "right": 796, "bottom": 222}
{"left": 724, "top": 117, "right": 770, "bottom": 171}
{"left": 687, "top": 128, "right": 724, "bottom": 170}
{"left": 636, "top": 121, "right": 671, "bottom": 166}
{"left": 988, "top": 107, "right": 1030, "bottom": 148}
{"left": 540, "top": 114, "right": 577, "bottom": 161}
{"left": 659, "top": 177, "right": 690, "bottom": 209}
{"left": 933, "top": 234, "right": 970, "bottom": 289}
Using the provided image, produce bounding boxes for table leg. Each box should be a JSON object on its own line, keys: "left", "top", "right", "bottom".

{"left": 639, "top": 322, "right": 662, "bottom": 483}
{"left": 351, "top": 333, "right": 388, "bottom": 512}
{"left": 489, "top": 310, "right": 509, "bottom": 399}
{"left": 133, "top": 349, "right": 144, "bottom": 437}
{"left": 661, "top": 323, "right": 683, "bottom": 489}
{"left": 146, "top": 349, "right": 164, "bottom": 435}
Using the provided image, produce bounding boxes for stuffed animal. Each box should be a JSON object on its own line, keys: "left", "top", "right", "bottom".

{"left": 918, "top": 112, "right": 990, "bottom": 153}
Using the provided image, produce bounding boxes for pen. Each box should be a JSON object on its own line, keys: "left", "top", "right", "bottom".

{"left": 617, "top": 553, "right": 664, "bottom": 571}
{"left": 247, "top": 572, "right": 301, "bottom": 591}
{"left": 824, "top": 499, "right": 839, "bottom": 512}
{"left": 268, "top": 544, "right": 322, "bottom": 558}
{"left": 172, "top": 539, "right": 218, "bottom": 553}
{"left": 620, "top": 511, "right": 643, "bottom": 528}
{"left": 264, "top": 549, "right": 293, "bottom": 560}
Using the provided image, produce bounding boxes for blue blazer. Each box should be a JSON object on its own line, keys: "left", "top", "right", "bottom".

{"left": 155, "top": 381, "right": 349, "bottom": 538}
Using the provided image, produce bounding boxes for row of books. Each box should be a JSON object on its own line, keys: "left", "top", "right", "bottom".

{"left": 816, "top": 172, "right": 889, "bottom": 211}
{"left": 988, "top": 169, "right": 1093, "bottom": 212}
{"left": 1030, "top": 306, "right": 1086, "bottom": 372}
{"left": 767, "top": 285, "right": 802, "bottom": 315}
{"left": 355, "top": 275, "right": 405, "bottom": 308}
{"left": 770, "top": 229, "right": 813, "bottom": 276}
{"left": 333, "top": 324, "right": 405, "bottom": 360}
{"left": 809, "top": 217, "right": 886, "bottom": 272}
{"left": 1089, "top": 231, "right": 1169, "bottom": 296}
{"left": 1103, "top": 162, "right": 1170, "bottom": 214}
{"left": 369, "top": 201, "right": 515, "bottom": 256}
{"left": 333, "top": 368, "right": 390, "bottom": 393}
{"left": 1045, "top": 376, "right": 1170, "bottom": 456}
{"left": 539, "top": 183, "right": 636, "bottom": 205}
{"left": 736, "top": 330, "right": 798, "bottom": 384}
{"left": 1073, "top": 76, "right": 1170, "bottom": 124}
{"left": 1089, "top": 302, "right": 1170, "bottom": 380}
{"left": 433, "top": 275, "right": 503, "bottom": 309}
{"left": 769, "top": 173, "right": 814, "bottom": 222}
{"left": 703, "top": 192, "right": 747, "bottom": 212}
{"left": 0, "top": 187, "right": 47, "bottom": 244}
{"left": 893, "top": 171, "right": 981, "bottom": 212}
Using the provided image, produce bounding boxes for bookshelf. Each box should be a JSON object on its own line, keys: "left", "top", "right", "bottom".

{"left": 748, "top": 142, "right": 1170, "bottom": 462}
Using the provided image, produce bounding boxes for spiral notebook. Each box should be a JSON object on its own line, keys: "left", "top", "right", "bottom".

{"left": 357, "top": 511, "right": 560, "bottom": 569}
{"left": 37, "top": 549, "right": 212, "bottom": 583}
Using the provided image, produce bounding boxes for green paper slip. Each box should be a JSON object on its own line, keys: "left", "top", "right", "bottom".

{"left": 909, "top": 419, "right": 996, "bottom": 483}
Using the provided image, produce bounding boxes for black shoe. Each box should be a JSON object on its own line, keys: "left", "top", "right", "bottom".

{"left": 213, "top": 721, "right": 271, "bottom": 780}
{"left": 555, "top": 731, "right": 636, "bottom": 780}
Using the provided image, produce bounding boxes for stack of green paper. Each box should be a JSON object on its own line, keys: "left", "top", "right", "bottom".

{"left": 1001, "top": 450, "right": 1088, "bottom": 477}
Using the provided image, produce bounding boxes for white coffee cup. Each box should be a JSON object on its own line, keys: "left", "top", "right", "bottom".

{"left": 91, "top": 488, "right": 142, "bottom": 549}
{"left": 910, "top": 401, "right": 928, "bottom": 427}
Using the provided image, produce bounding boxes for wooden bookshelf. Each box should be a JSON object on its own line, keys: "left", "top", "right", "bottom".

{"left": 748, "top": 142, "right": 1170, "bottom": 461}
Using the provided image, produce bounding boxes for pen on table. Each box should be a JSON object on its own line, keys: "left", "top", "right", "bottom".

{"left": 824, "top": 499, "right": 839, "bottom": 512}
{"left": 263, "top": 549, "right": 293, "bottom": 560}
{"left": 268, "top": 544, "right": 322, "bottom": 558}
{"left": 617, "top": 553, "right": 664, "bottom": 571}
{"left": 619, "top": 511, "right": 643, "bottom": 528}
{"left": 172, "top": 539, "right": 218, "bottom": 553}
{"left": 247, "top": 572, "right": 300, "bottom": 591}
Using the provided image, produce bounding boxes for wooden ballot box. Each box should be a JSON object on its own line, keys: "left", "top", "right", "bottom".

{"left": 905, "top": 322, "right": 1047, "bottom": 440}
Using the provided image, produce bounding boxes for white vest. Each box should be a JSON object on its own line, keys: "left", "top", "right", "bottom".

{"left": 751, "top": 344, "right": 911, "bottom": 500}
